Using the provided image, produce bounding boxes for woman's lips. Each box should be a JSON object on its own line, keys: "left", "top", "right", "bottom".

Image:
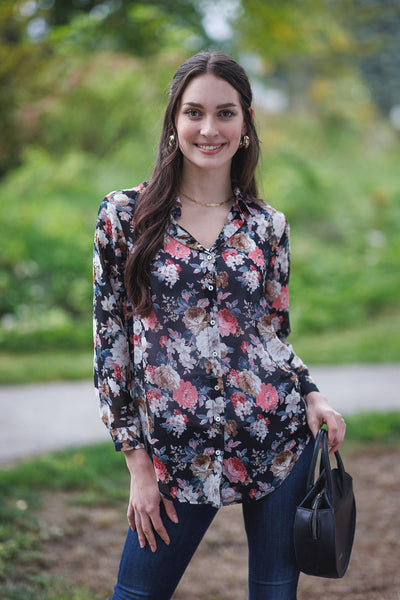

{"left": 195, "top": 143, "right": 225, "bottom": 153}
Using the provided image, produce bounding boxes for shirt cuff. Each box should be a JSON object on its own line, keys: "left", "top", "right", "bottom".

{"left": 109, "top": 425, "right": 146, "bottom": 452}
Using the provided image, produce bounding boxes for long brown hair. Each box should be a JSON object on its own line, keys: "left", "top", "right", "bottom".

{"left": 125, "top": 51, "right": 260, "bottom": 317}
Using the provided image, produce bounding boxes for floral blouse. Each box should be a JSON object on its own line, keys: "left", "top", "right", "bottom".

{"left": 93, "top": 183, "right": 318, "bottom": 507}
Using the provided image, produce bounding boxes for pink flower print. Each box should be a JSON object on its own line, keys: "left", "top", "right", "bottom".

{"left": 256, "top": 383, "right": 279, "bottom": 411}
{"left": 173, "top": 380, "right": 198, "bottom": 409}
{"left": 143, "top": 310, "right": 158, "bottom": 331}
{"left": 223, "top": 457, "right": 247, "bottom": 483}
{"left": 153, "top": 455, "right": 167, "bottom": 482}
{"left": 231, "top": 392, "right": 246, "bottom": 410}
{"left": 113, "top": 364, "right": 124, "bottom": 382}
{"left": 105, "top": 217, "right": 113, "bottom": 237}
{"left": 147, "top": 389, "right": 162, "bottom": 402}
{"left": 218, "top": 308, "right": 238, "bottom": 336}
{"left": 241, "top": 341, "right": 249, "bottom": 353}
{"left": 165, "top": 237, "right": 191, "bottom": 259}
{"left": 271, "top": 285, "right": 289, "bottom": 311}
{"left": 248, "top": 246, "right": 265, "bottom": 267}
{"left": 222, "top": 248, "right": 237, "bottom": 262}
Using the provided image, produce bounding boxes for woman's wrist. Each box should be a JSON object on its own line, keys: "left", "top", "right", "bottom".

{"left": 304, "top": 391, "right": 329, "bottom": 407}
{"left": 123, "top": 448, "right": 151, "bottom": 473}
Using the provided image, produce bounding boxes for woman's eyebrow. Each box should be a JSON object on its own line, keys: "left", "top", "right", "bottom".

{"left": 182, "top": 101, "right": 238, "bottom": 109}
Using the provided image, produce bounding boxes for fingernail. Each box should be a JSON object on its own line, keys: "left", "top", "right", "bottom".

{"left": 172, "top": 514, "right": 179, "bottom": 523}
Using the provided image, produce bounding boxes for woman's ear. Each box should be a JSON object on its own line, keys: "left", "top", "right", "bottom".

{"left": 242, "top": 107, "right": 254, "bottom": 136}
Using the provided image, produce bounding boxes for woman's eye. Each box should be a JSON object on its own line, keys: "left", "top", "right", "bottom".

{"left": 186, "top": 109, "right": 200, "bottom": 118}
{"left": 220, "top": 110, "right": 233, "bottom": 118}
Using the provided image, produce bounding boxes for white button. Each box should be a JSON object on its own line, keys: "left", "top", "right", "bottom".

{"left": 208, "top": 285, "right": 213, "bottom": 291}
{"left": 212, "top": 351, "right": 218, "bottom": 357}
{"left": 215, "top": 450, "right": 221, "bottom": 456}
{"left": 206, "top": 254, "right": 213, "bottom": 260}
{"left": 214, "top": 384, "right": 219, "bottom": 391}
{"left": 215, "top": 416, "right": 221, "bottom": 422}
{"left": 210, "top": 319, "right": 216, "bottom": 326}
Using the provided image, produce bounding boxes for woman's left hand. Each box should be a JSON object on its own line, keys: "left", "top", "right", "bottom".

{"left": 305, "top": 391, "right": 346, "bottom": 453}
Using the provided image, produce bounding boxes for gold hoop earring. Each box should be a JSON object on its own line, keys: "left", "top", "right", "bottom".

{"left": 239, "top": 135, "right": 250, "bottom": 149}
{"left": 168, "top": 134, "right": 175, "bottom": 148}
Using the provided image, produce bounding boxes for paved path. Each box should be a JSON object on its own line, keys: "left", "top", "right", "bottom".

{"left": 0, "top": 365, "right": 399, "bottom": 464}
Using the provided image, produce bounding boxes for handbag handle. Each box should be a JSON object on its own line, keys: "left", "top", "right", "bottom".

{"left": 306, "top": 429, "right": 346, "bottom": 500}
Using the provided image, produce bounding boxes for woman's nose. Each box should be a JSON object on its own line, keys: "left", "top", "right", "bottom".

{"left": 200, "top": 117, "right": 218, "bottom": 137}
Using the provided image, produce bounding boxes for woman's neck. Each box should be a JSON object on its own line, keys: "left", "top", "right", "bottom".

{"left": 180, "top": 164, "right": 232, "bottom": 204}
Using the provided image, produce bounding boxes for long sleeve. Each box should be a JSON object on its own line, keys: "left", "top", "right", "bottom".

{"left": 93, "top": 198, "right": 145, "bottom": 452}
{"left": 265, "top": 215, "right": 319, "bottom": 397}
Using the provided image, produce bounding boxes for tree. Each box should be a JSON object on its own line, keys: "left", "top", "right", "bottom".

{"left": 0, "top": 0, "right": 210, "bottom": 177}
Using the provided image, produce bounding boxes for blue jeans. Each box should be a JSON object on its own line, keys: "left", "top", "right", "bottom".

{"left": 111, "top": 441, "right": 312, "bottom": 600}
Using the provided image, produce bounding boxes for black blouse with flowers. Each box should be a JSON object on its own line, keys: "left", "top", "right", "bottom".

{"left": 93, "top": 183, "right": 318, "bottom": 507}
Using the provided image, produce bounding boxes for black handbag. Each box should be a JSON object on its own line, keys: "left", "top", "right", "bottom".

{"left": 294, "top": 428, "right": 356, "bottom": 578}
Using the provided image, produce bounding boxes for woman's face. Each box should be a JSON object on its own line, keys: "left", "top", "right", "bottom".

{"left": 175, "top": 73, "right": 246, "bottom": 178}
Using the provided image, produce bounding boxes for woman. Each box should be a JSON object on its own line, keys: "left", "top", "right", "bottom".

{"left": 93, "top": 51, "right": 345, "bottom": 600}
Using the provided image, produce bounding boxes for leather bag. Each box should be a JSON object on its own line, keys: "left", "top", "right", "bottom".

{"left": 294, "top": 428, "right": 356, "bottom": 578}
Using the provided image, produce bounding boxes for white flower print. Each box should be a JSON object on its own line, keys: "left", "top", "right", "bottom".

{"left": 223, "top": 251, "right": 245, "bottom": 269}
{"left": 95, "top": 227, "right": 108, "bottom": 248}
{"left": 100, "top": 402, "right": 113, "bottom": 425}
{"left": 224, "top": 222, "right": 239, "bottom": 238}
{"left": 108, "top": 378, "right": 121, "bottom": 395}
{"left": 159, "top": 262, "right": 181, "bottom": 287}
{"left": 195, "top": 328, "right": 212, "bottom": 358}
{"left": 168, "top": 412, "right": 188, "bottom": 437}
{"left": 176, "top": 485, "right": 198, "bottom": 503}
{"left": 172, "top": 337, "right": 197, "bottom": 370}
{"left": 233, "top": 398, "right": 253, "bottom": 421}
{"left": 267, "top": 337, "right": 292, "bottom": 363}
{"left": 205, "top": 397, "right": 225, "bottom": 419}
{"left": 110, "top": 335, "right": 130, "bottom": 367}
{"left": 242, "top": 269, "right": 260, "bottom": 293}
{"left": 106, "top": 316, "right": 121, "bottom": 336}
{"left": 148, "top": 393, "right": 169, "bottom": 417}
{"left": 272, "top": 211, "right": 286, "bottom": 239}
{"left": 101, "top": 294, "right": 116, "bottom": 313}
{"left": 248, "top": 418, "right": 270, "bottom": 442}
{"left": 275, "top": 250, "right": 289, "bottom": 273}
{"left": 285, "top": 390, "right": 301, "bottom": 414}
{"left": 204, "top": 473, "right": 221, "bottom": 505}
{"left": 133, "top": 347, "right": 143, "bottom": 364}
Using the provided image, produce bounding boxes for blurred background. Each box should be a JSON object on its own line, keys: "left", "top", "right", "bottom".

{"left": 1, "top": 4, "right": 400, "bottom": 599}
{"left": 1, "top": 0, "right": 400, "bottom": 385}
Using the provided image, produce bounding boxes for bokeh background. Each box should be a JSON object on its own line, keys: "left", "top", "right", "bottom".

{"left": 1, "top": 3, "right": 400, "bottom": 599}
{"left": 1, "top": 0, "right": 400, "bottom": 384}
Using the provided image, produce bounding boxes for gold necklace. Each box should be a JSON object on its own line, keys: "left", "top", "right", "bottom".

{"left": 180, "top": 191, "right": 233, "bottom": 207}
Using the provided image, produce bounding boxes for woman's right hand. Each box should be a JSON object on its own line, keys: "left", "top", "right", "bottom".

{"left": 124, "top": 448, "right": 178, "bottom": 552}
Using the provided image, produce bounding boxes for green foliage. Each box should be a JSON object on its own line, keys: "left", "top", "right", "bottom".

{"left": 1, "top": 3, "right": 400, "bottom": 377}
{"left": 237, "top": 0, "right": 355, "bottom": 72}
{"left": 0, "top": 351, "right": 92, "bottom": 385}
{"left": 257, "top": 107, "right": 400, "bottom": 338}
{"left": 1, "top": 54, "right": 399, "bottom": 368}
{"left": 345, "top": 411, "right": 400, "bottom": 444}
